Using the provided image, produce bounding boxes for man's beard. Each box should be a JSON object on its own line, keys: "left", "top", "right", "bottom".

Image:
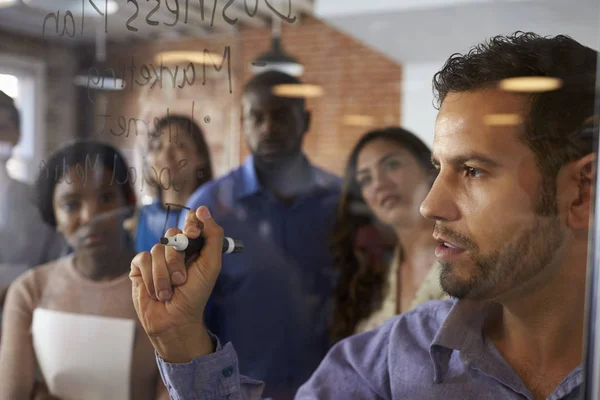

{"left": 438, "top": 182, "right": 565, "bottom": 300}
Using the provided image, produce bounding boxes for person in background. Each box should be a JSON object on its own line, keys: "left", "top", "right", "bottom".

{"left": 0, "top": 141, "right": 168, "bottom": 400}
{"left": 134, "top": 115, "right": 213, "bottom": 252}
{"left": 330, "top": 127, "right": 448, "bottom": 342}
{"left": 131, "top": 31, "right": 597, "bottom": 399}
{"left": 182, "top": 71, "right": 341, "bottom": 398}
{"left": 0, "top": 91, "right": 66, "bottom": 319}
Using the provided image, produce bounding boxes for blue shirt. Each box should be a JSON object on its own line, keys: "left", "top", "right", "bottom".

{"left": 157, "top": 299, "right": 583, "bottom": 399}
{"left": 182, "top": 155, "right": 341, "bottom": 398}
{"left": 135, "top": 201, "right": 180, "bottom": 252}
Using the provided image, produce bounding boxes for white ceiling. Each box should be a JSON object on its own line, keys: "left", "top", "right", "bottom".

{"left": 315, "top": 0, "right": 600, "bottom": 63}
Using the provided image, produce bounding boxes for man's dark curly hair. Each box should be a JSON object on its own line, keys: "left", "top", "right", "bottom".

{"left": 433, "top": 32, "right": 597, "bottom": 215}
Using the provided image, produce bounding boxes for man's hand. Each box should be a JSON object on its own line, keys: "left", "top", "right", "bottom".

{"left": 130, "top": 206, "right": 223, "bottom": 363}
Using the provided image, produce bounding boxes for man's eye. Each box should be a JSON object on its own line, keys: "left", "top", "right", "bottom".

{"left": 464, "top": 166, "right": 483, "bottom": 178}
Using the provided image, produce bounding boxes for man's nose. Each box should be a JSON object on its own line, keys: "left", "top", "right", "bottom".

{"left": 259, "top": 115, "right": 275, "bottom": 135}
{"left": 420, "top": 174, "right": 460, "bottom": 222}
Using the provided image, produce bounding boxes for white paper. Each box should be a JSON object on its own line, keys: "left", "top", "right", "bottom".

{"left": 32, "top": 308, "right": 135, "bottom": 400}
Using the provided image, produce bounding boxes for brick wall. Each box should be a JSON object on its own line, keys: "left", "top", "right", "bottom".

{"left": 95, "top": 16, "right": 401, "bottom": 193}
{"left": 237, "top": 18, "right": 402, "bottom": 174}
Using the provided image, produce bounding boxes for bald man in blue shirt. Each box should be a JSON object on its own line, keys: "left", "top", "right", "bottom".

{"left": 180, "top": 71, "right": 341, "bottom": 398}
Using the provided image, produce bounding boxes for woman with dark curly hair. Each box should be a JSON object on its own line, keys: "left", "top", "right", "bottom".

{"left": 330, "top": 127, "right": 448, "bottom": 342}
{"left": 0, "top": 141, "right": 168, "bottom": 400}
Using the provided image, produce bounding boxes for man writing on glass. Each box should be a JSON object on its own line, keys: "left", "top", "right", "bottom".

{"left": 130, "top": 32, "right": 597, "bottom": 399}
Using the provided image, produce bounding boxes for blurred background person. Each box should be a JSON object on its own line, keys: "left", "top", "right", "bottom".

{"left": 183, "top": 70, "right": 341, "bottom": 399}
{"left": 0, "top": 141, "right": 168, "bottom": 400}
{"left": 0, "top": 91, "right": 66, "bottom": 325}
{"left": 330, "top": 127, "right": 448, "bottom": 342}
{"left": 134, "top": 115, "right": 213, "bottom": 252}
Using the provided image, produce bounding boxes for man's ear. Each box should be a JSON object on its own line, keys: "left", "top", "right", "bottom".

{"left": 303, "top": 110, "right": 311, "bottom": 135}
{"left": 568, "top": 152, "right": 596, "bottom": 230}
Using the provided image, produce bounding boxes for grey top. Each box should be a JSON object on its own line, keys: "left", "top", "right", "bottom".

{"left": 0, "top": 172, "right": 66, "bottom": 288}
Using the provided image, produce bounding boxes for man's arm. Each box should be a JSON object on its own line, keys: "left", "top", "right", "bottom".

{"left": 129, "top": 206, "right": 394, "bottom": 400}
{"left": 155, "top": 332, "right": 266, "bottom": 400}
{"left": 152, "top": 364, "right": 171, "bottom": 400}
{"left": 131, "top": 207, "right": 262, "bottom": 398}
{"left": 153, "top": 322, "right": 393, "bottom": 400}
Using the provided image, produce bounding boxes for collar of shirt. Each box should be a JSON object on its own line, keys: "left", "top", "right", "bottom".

{"left": 234, "top": 154, "right": 335, "bottom": 201}
{"left": 428, "top": 299, "right": 583, "bottom": 399}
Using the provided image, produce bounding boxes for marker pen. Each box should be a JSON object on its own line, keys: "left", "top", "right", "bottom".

{"left": 160, "top": 233, "right": 243, "bottom": 262}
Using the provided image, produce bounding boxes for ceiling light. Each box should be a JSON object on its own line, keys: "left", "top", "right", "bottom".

{"left": 343, "top": 115, "right": 375, "bottom": 127}
{"left": 484, "top": 113, "right": 523, "bottom": 126}
{"left": 498, "top": 77, "right": 563, "bottom": 93}
{"left": 155, "top": 51, "right": 224, "bottom": 65}
{"left": 250, "top": 12, "right": 303, "bottom": 77}
{"left": 73, "top": 25, "right": 124, "bottom": 91}
{"left": 105, "top": 0, "right": 118, "bottom": 14}
{"left": 0, "top": 0, "right": 18, "bottom": 8}
{"left": 272, "top": 84, "right": 324, "bottom": 98}
{"left": 73, "top": 72, "right": 124, "bottom": 90}
{"left": 251, "top": 37, "right": 304, "bottom": 77}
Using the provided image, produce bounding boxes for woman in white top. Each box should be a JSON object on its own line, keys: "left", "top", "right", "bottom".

{"left": 0, "top": 141, "right": 168, "bottom": 400}
{"left": 330, "top": 127, "right": 448, "bottom": 342}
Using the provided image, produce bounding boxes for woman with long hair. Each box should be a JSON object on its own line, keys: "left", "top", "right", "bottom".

{"left": 0, "top": 141, "right": 168, "bottom": 400}
{"left": 330, "top": 127, "right": 448, "bottom": 342}
{"left": 134, "top": 115, "right": 213, "bottom": 252}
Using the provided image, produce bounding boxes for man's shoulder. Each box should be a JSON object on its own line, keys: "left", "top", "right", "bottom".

{"left": 394, "top": 299, "right": 455, "bottom": 337}
{"left": 341, "top": 299, "right": 454, "bottom": 354}
{"left": 310, "top": 299, "right": 453, "bottom": 396}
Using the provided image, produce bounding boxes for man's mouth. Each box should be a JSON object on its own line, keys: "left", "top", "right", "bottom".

{"left": 260, "top": 141, "right": 284, "bottom": 152}
{"left": 441, "top": 241, "right": 460, "bottom": 249}
{"left": 434, "top": 236, "right": 466, "bottom": 259}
